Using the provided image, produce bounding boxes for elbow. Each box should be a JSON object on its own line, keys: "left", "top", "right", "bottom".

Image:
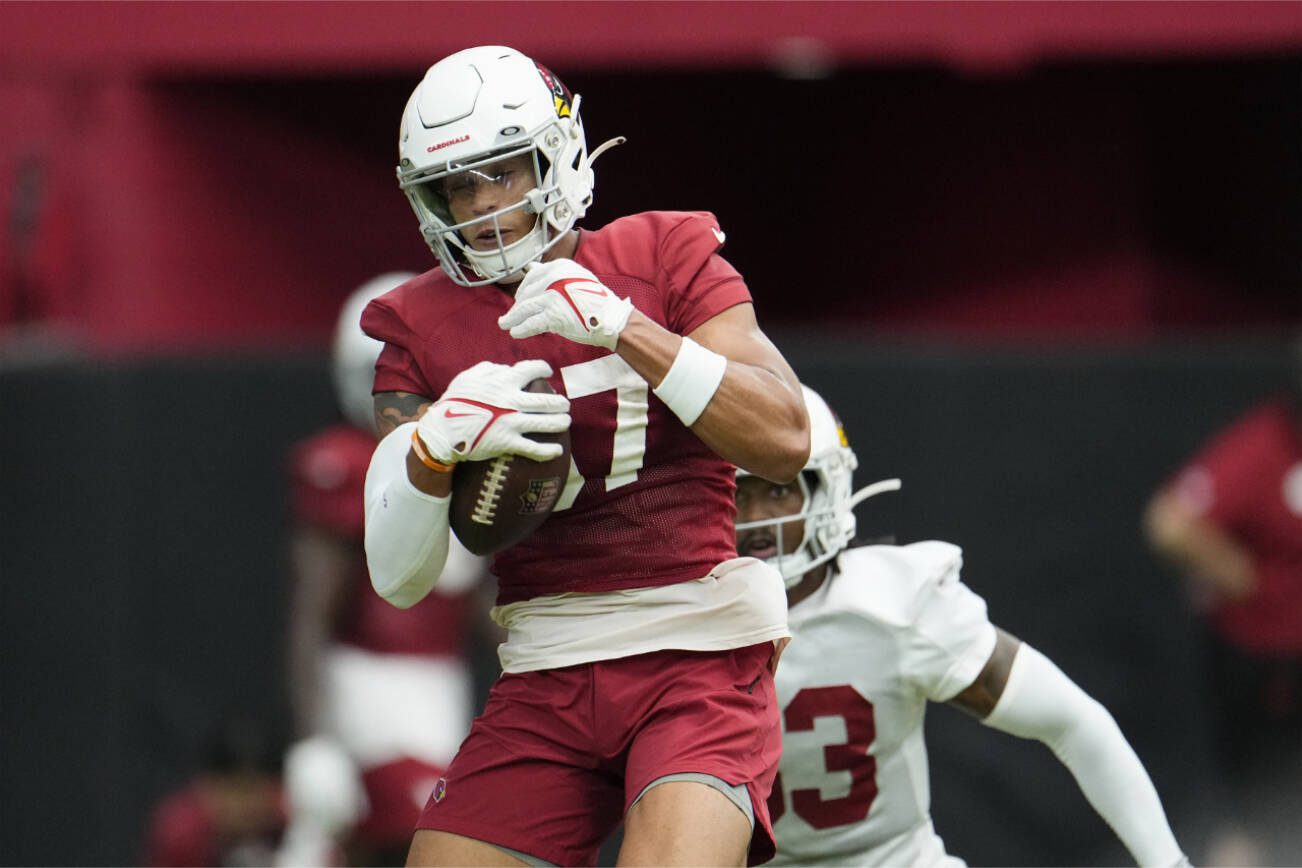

{"left": 1143, "top": 493, "right": 1191, "bottom": 560}
{"left": 1046, "top": 696, "right": 1114, "bottom": 757}
{"left": 369, "top": 561, "right": 435, "bottom": 609}
{"left": 750, "top": 414, "right": 812, "bottom": 484}
{"left": 376, "top": 583, "right": 423, "bottom": 610}
{"left": 1141, "top": 495, "right": 1169, "bottom": 550}
{"left": 772, "top": 432, "right": 812, "bottom": 483}
{"left": 364, "top": 538, "right": 441, "bottom": 610}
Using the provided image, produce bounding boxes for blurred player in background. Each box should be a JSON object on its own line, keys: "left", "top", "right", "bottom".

{"left": 143, "top": 716, "right": 284, "bottom": 867}
{"left": 277, "top": 274, "right": 484, "bottom": 867}
{"left": 738, "top": 384, "right": 1188, "bottom": 867}
{"left": 1143, "top": 336, "right": 1302, "bottom": 866}
{"left": 361, "top": 46, "right": 809, "bottom": 866}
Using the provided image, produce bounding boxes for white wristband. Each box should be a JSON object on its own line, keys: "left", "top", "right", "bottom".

{"left": 652, "top": 336, "right": 728, "bottom": 427}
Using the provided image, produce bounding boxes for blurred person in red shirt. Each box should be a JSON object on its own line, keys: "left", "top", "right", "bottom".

{"left": 1144, "top": 335, "right": 1302, "bottom": 866}
{"left": 276, "top": 274, "right": 487, "bottom": 867}
{"left": 143, "top": 717, "right": 284, "bottom": 867}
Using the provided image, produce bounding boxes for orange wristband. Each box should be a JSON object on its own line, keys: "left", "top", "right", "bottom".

{"left": 410, "top": 430, "right": 455, "bottom": 473}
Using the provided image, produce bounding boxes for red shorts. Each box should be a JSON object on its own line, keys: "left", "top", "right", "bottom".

{"left": 415, "top": 642, "right": 781, "bottom": 866}
{"left": 355, "top": 757, "right": 445, "bottom": 849}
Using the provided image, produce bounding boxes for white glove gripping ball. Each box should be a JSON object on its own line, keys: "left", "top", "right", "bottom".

{"left": 416, "top": 359, "right": 571, "bottom": 464}
{"left": 497, "top": 259, "right": 635, "bottom": 350}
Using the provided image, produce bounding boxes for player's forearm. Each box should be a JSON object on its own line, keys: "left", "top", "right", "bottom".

{"left": 363, "top": 422, "right": 453, "bottom": 608}
{"left": 1145, "top": 493, "right": 1255, "bottom": 599}
{"left": 286, "top": 529, "right": 356, "bottom": 734}
{"left": 616, "top": 311, "right": 809, "bottom": 481}
{"left": 286, "top": 617, "right": 327, "bottom": 736}
{"left": 982, "top": 645, "right": 1186, "bottom": 867}
{"left": 690, "top": 361, "right": 809, "bottom": 482}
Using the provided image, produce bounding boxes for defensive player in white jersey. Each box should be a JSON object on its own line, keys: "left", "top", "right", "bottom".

{"left": 736, "top": 385, "right": 1189, "bottom": 868}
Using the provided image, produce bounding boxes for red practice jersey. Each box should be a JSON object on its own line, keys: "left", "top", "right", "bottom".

{"left": 1167, "top": 398, "right": 1302, "bottom": 652}
{"left": 289, "top": 423, "right": 471, "bottom": 656}
{"left": 363, "top": 211, "right": 749, "bottom": 604}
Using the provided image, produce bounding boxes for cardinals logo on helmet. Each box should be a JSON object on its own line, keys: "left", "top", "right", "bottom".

{"left": 534, "top": 62, "right": 573, "bottom": 119}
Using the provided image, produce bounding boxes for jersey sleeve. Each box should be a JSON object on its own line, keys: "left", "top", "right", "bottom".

{"left": 288, "top": 432, "right": 367, "bottom": 540}
{"left": 1168, "top": 403, "right": 1275, "bottom": 532}
{"left": 361, "top": 297, "right": 432, "bottom": 397}
{"left": 892, "top": 542, "right": 998, "bottom": 702}
{"left": 658, "top": 212, "right": 752, "bottom": 335}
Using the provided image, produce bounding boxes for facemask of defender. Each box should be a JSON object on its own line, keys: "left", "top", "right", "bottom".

{"left": 736, "top": 477, "right": 902, "bottom": 587}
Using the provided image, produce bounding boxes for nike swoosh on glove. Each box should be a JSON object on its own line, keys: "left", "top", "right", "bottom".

{"left": 497, "top": 258, "right": 635, "bottom": 350}
{"left": 416, "top": 359, "right": 571, "bottom": 464}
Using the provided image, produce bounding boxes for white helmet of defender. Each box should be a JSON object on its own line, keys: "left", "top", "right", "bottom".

{"left": 331, "top": 272, "right": 416, "bottom": 432}
{"left": 397, "top": 46, "right": 624, "bottom": 286}
{"left": 736, "top": 385, "right": 901, "bottom": 586}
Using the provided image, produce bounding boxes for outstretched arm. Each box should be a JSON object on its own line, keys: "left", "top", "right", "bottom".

{"left": 950, "top": 630, "right": 1187, "bottom": 868}
{"left": 1144, "top": 488, "right": 1256, "bottom": 602}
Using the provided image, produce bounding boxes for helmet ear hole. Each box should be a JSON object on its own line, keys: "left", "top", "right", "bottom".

{"left": 801, "top": 470, "right": 820, "bottom": 496}
{"left": 536, "top": 152, "right": 554, "bottom": 179}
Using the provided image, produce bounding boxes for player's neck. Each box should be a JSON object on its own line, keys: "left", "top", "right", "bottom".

{"left": 544, "top": 229, "right": 580, "bottom": 262}
{"left": 786, "top": 562, "right": 830, "bottom": 609}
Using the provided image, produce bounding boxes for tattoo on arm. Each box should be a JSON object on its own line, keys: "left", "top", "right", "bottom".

{"left": 374, "top": 391, "right": 433, "bottom": 438}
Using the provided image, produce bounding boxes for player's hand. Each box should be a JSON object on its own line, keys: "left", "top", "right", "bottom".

{"left": 416, "top": 359, "right": 570, "bottom": 464}
{"left": 497, "top": 258, "right": 635, "bottom": 350}
{"left": 282, "top": 736, "right": 367, "bottom": 836}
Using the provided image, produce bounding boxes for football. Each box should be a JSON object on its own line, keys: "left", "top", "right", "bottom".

{"left": 448, "top": 379, "right": 571, "bottom": 556}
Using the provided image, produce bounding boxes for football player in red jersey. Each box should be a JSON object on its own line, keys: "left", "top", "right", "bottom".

{"left": 360, "top": 47, "right": 809, "bottom": 867}
{"left": 277, "top": 275, "right": 487, "bottom": 867}
{"left": 144, "top": 717, "right": 284, "bottom": 868}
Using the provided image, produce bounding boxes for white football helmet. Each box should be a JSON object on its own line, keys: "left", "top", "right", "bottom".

{"left": 331, "top": 272, "right": 415, "bottom": 432}
{"left": 736, "top": 385, "right": 900, "bottom": 586}
{"left": 397, "top": 46, "right": 623, "bottom": 286}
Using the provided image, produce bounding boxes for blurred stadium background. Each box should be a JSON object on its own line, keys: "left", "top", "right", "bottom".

{"left": 1, "top": 2, "right": 1299, "bottom": 865}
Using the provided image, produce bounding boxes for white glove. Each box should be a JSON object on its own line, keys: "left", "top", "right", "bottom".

{"left": 416, "top": 358, "right": 570, "bottom": 464}
{"left": 497, "top": 258, "right": 635, "bottom": 349}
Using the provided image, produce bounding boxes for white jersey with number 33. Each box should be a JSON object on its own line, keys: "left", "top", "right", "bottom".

{"left": 768, "top": 541, "right": 998, "bottom": 867}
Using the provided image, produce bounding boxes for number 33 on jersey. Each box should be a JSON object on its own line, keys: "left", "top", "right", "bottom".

{"left": 767, "top": 542, "right": 996, "bottom": 867}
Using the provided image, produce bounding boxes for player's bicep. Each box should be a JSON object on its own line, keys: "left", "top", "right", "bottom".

{"left": 949, "top": 628, "right": 1021, "bottom": 719}
{"left": 373, "top": 391, "right": 433, "bottom": 438}
{"left": 686, "top": 303, "right": 800, "bottom": 393}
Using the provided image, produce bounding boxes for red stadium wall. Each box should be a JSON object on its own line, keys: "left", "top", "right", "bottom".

{"left": 0, "top": 75, "right": 423, "bottom": 349}
{"left": 4, "top": 1, "right": 1301, "bottom": 73}
{"left": 1, "top": 2, "right": 1299, "bottom": 351}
